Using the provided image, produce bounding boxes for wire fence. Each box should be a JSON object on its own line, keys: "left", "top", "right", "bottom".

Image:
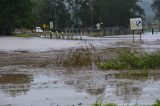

{"left": 13, "top": 26, "right": 160, "bottom": 38}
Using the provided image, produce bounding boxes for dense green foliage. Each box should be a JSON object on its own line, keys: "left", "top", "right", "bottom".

{"left": 33, "top": 0, "right": 144, "bottom": 28}
{"left": 98, "top": 50, "right": 160, "bottom": 70}
{"left": 152, "top": 100, "right": 160, "bottom": 106}
{"left": 89, "top": 0, "right": 144, "bottom": 27}
{"left": 0, "top": 0, "right": 144, "bottom": 35}
{"left": 0, "top": 0, "right": 34, "bottom": 35}
{"left": 78, "top": 0, "right": 144, "bottom": 27}
{"left": 152, "top": 0, "right": 160, "bottom": 21}
{"left": 79, "top": 0, "right": 92, "bottom": 27}
{"left": 33, "top": 0, "right": 71, "bottom": 30}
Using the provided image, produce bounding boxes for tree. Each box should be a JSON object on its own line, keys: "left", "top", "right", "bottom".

{"left": 32, "top": 0, "right": 144, "bottom": 29}
{"left": 152, "top": 0, "right": 160, "bottom": 21}
{"left": 32, "top": 0, "right": 46, "bottom": 26}
{"left": 66, "top": 0, "right": 82, "bottom": 28}
{"left": 97, "top": 0, "right": 144, "bottom": 27}
{"left": 0, "top": 0, "right": 34, "bottom": 35}
{"left": 33, "top": 0, "right": 71, "bottom": 30}
{"left": 79, "top": 0, "right": 92, "bottom": 27}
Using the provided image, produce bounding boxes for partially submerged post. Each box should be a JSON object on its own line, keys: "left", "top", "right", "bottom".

{"left": 130, "top": 18, "right": 143, "bottom": 43}
{"left": 43, "top": 24, "right": 47, "bottom": 37}
{"left": 49, "top": 22, "right": 53, "bottom": 38}
{"left": 132, "top": 30, "right": 135, "bottom": 42}
{"left": 152, "top": 28, "right": 154, "bottom": 35}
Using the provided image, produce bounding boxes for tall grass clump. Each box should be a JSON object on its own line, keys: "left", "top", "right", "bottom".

{"left": 63, "top": 48, "right": 92, "bottom": 67}
{"left": 63, "top": 45, "right": 98, "bottom": 67}
{"left": 98, "top": 50, "right": 160, "bottom": 70}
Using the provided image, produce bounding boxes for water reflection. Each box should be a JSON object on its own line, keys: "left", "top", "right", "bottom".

{"left": 112, "top": 81, "right": 142, "bottom": 104}
{"left": 114, "top": 82, "right": 142, "bottom": 96}
{"left": 86, "top": 87, "right": 106, "bottom": 95}
{"left": 61, "top": 69, "right": 160, "bottom": 105}
{"left": 0, "top": 74, "right": 33, "bottom": 97}
{"left": 0, "top": 69, "right": 160, "bottom": 105}
{"left": 63, "top": 70, "right": 106, "bottom": 95}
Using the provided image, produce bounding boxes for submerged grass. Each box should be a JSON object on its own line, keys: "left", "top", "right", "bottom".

{"left": 16, "top": 34, "right": 32, "bottom": 37}
{"left": 92, "top": 103, "right": 117, "bottom": 106}
{"left": 114, "top": 70, "right": 149, "bottom": 80}
{"left": 92, "top": 96, "right": 118, "bottom": 106}
{"left": 98, "top": 50, "right": 160, "bottom": 70}
{"left": 92, "top": 100, "right": 160, "bottom": 106}
{"left": 0, "top": 74, "right": 32, "bottom": 84}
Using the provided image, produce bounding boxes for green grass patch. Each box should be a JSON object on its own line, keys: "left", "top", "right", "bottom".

{"left": 98, "top": 50, "right": 160, "bottom": 70}
{"left": 91, "top": 100, "right": 160, "bottom": 106}
{"left": 16, "top": 34, "right": 32, "bottom": 37}
{"left": 92, "top": 103, "right": 117, "bottom": 106}
{"left": 152, "top": 100, "right": 160, "bottom": 106}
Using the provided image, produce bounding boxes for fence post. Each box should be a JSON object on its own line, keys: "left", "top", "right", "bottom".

{"left": 152, "top": 28, "right": 154, "bottom": 35}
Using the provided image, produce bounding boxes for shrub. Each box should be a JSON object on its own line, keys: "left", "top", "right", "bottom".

{"left": 152, "top": 100, "right": 160, "bottom": 106}
{"left": 98, "top": 50, "right": 160, "bottom": 70}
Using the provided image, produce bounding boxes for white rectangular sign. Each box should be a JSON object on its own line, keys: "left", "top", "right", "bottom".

{"left": 130, "top": 18, "right": 142, "bottom": 30}
{"left": 50, "top": 22, "right": 53, "bottom": 29}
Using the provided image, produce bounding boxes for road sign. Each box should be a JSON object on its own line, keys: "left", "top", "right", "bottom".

{"left": 43, "top": 24, "right": 47, "bottom": 29}
{"left": 96, "top": 23, "right": 100, "bottom": 30}
{"left": 130, "top": 18, "right": 142, "bottom": 30}
{"left": 50, "top": 22, "right": 53, "bottom": 29}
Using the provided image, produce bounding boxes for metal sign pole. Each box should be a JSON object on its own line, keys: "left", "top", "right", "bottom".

{"left": 130, "top": 18, "right": 142, "bottom": 43}
{"left": 133, "top": 30, "right": 135, "bottom": 43}
{"left": 140, "top": 32, "right": 141, "bottom": 41}
{"left": 140, "top": 29, "right": 143, "bottom": 42}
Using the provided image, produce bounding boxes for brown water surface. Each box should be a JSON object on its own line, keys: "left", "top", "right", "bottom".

{"left": 0, "top": 35, "right": 160, "bottom": 106}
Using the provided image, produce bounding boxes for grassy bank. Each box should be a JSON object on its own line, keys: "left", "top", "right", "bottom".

{"left": 98, "top": 50, "right": 160, "bottom": 70}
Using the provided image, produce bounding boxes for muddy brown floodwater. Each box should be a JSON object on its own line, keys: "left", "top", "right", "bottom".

{"left": 0, "top": 35, "right": 160, "bottom": 106}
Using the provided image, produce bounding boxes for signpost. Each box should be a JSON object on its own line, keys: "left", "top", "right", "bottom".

{"left": 43, "top": 24, "right": 47, "bottom": 31}
{"left": 130, "top": 18, "right": 142, "bottom": 42}
{"left": 96, "top": 23, "right": 101, "bottom": 30}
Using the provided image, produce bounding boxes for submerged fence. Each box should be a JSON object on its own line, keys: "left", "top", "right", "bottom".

{"left": 14, "top": 26, "right": 160, "bottom": 38}
{"left": 64, "top": 27, "right": 143, "bottom": 36}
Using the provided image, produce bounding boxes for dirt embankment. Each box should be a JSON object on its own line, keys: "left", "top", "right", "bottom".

{"left": 0, "top": 50, "right": 65, "bottom": 67}
{"left": 0, "top": 47, "right": 120, "bottom": 68}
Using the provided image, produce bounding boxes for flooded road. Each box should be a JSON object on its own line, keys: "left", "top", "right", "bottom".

{"left": 0, "top": 34, "right": 160, "bottom": 106}
{"left": 0, "top": 34, "right": 160, "bottom": 52}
